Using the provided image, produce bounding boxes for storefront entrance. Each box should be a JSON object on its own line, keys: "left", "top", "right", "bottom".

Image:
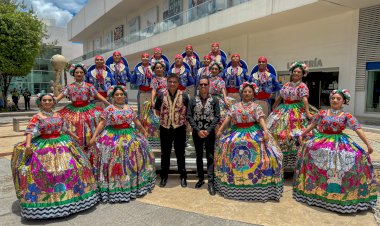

{"left": 303, "top": 71, "right": 339, "bottom": 109}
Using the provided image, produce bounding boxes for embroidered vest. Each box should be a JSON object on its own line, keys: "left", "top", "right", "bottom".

{"left": 160, "top": 91, "right": 187, "bottom": 129}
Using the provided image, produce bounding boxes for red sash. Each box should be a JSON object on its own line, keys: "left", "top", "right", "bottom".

{"left": 236, "top": 122, "right": 255, "bottom": 128}
{"left": 72, "top": 101, "right": 89, "bottom": 107}
{"left": 255, "top": 92, "right": 271, "bottom": 100}
{"left": 284, "top": 100, "right": 300, "bottom": 104}
{"left": 112, "top": 123, "right": 130, "bottom": 129}
{"left": 41, "top": 133, "right": 60, "bottom": 139}
{"left": 226, "top": 87, "right": 239, "bottom": 93}
{"left": 322, "top": 130, "right": 341, "bottom": 134}
{"left": 139, "top": 86, "right": 152, "bottom": 92}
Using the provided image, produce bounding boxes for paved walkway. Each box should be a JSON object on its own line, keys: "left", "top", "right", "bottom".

{"left": 0, "top": 122, "right": 379, "bottom": 225}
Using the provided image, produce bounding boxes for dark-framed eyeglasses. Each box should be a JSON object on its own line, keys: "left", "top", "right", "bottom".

{"left": 199, "top": 83, "right": 208, "bottom": 87}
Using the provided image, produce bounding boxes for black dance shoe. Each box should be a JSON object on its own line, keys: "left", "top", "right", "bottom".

{"left": 159, "top": 178, "right": 168, "bottom": 187}
{"left": 180, "top": 178, "right": 187, "bottom": 188}
{"left": 195, "top": 179, "right": 205, "bottom": 189}
{"left": 208, "top": 184, "right": 216, "bottom": 196}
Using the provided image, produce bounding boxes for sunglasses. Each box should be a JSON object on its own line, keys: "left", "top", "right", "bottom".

{"left": 199, "top": 83, "right": 208, "bottom": 87}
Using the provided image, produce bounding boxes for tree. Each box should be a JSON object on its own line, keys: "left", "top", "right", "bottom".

{"left": 0, "top": 0, "right": 44, "bottom": 108}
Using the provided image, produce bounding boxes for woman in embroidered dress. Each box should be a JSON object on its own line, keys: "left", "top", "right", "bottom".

{"left": 56, "top": 64, "right": 108, "bottom": 153}
{"left": 214, "top": 82, "right": 283, "bottom": 201}
{"left": 266, "top": 62, "right": 313, "bottom": 170}
{"left": 131, "top": 52, "right": 153, "bottom": 117}
{"left": 89, "top": 86, "right": 156, "bottom": 203}
{"left": 294, "top": 89, "right": 377, "bottom": 213}
{"left": 151, "top": 62, "right": 168, "bottom": 108}
{"left": 209, "top": 62, "right": 230, "bottom": 129}
{"left": 11, "top": 93, "right": 98, "bottom": 219}
{"left": 141, "top": 62, "right": 167, "bottom": 147}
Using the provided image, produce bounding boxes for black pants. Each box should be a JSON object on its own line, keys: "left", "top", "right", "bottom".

{"left": 193, "top": 129, "right": 215, "bottom": 182}
{"left": 12, "top": 97, "right": 18, "bottom": 109}
{"left": 160, "top": 125, "right": 187, "bottom": 179}
{"left": 24, "top": 98, "right": 30, "bottom": 110}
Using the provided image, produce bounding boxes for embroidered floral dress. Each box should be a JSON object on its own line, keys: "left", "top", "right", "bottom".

{"left": 151, "top": 76, "right": 167, "bottom": 96}
{"left": 293, "top": 110, "right": 377, "bottom": 213}
{"left": 58, "top": 83, "right": 104, "bottom": 151}
{"left": 209, "top": 76, "right": 230, "bottom": 126}
{"left": 214, "top": 102, "right": 283, "bottom": 201}
{"left": 266, "top": 82, "right": 311, "bottom": 170}
{"left": 11, "top": 115, "right": 98, "bottom": 219}
{"left": 91, "top": 105, "right": 156, "bottom": 203}
{"left": 141, "top": 76, "right": 167, "bottom": 146}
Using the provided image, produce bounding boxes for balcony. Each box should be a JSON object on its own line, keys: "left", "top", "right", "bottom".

{"left": 70, "top": 0, "right": 251, "bottom": 63}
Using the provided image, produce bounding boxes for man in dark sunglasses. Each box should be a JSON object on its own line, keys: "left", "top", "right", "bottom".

{"left": 187, "top": 76, "right": 220, "bottom": 195}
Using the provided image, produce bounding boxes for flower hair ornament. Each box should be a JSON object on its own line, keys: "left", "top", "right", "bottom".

{"left": 69, "top": 64, "right": 87, "bottom": 76}
{"left": 239, "top": 82, "right": 259, "bottom": 94}
{"left": 330, "top": 89, "right": 351, "bottom": 105}
{"left": 107, "top": 85, "right": 128, "bottom": 98}
{"left": 209, "top": 62, "right": 224, "bottom": 71}
{"left": 289, "top": 61, "right": 309, "bottom": 76}
{"left": 35, "top": 93, "right": 56, "bottom": 106}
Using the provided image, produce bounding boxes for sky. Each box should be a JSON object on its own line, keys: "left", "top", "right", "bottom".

{"left": 25, "top": 0, "right": 88, "bottom": 27}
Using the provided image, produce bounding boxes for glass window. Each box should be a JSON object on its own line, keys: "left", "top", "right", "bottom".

{"left": 366, "top": 70, "right": 380, "bottom": 112}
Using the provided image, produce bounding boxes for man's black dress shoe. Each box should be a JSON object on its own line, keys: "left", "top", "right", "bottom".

{"left": 180, "top": 178, "right": 187, "bottom": 188}
{"left": 159, "top": 178, "right": 167, "bottom": 187}
{"left": 195, "top": 179, "right": 204, "bottom": 189}
{"left": 208, "top": 184, "right": 216, "bottom": 196}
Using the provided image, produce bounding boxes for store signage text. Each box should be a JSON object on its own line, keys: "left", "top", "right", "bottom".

{"left": 287, "top": 58, "right": 323, "bottom": 69}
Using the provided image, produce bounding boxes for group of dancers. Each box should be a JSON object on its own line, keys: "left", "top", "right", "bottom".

{"left": 11, "top": 43, "right": 377, "bottom": 220}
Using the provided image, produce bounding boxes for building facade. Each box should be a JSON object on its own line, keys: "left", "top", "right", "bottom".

{"left": 67, "top": 0, "right": 380, "bottom": 120}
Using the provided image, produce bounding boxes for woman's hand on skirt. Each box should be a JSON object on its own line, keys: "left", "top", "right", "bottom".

{"left": 367, "top": 144, "right": 374, "bottom": 154}
{"left": 72, "top": 135, "right": 80, "bottom": 142}
{"left": 298, "top": 135, "right": 304, "bottom": 145}
{"left": 25, "top": 146, "right": 32, "bottom": 156}
{"left": 89, "top": 137, "right": 96, "bottom": 147}
{"left": 263, "top": 131, "right": 269, "bottom": 141}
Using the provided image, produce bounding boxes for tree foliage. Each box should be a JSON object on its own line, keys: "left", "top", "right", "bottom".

{"left": 0, "top": 0, "right": 45, "bottom": 108}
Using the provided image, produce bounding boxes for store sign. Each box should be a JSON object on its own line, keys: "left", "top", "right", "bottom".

{"left": 287, "top": 58, "right": 323, "bottom": 69}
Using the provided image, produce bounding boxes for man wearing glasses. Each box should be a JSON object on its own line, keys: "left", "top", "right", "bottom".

{"left": 155, "top": 73, "right": 189, "bottom": 188}
{"left": 187, "top": 76, "right": 220, "bottom": 195}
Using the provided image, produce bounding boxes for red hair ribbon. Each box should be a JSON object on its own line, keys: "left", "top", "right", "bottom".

{"left": 203, "top": 55, "right": 212, "bottom": 60}
{"left": 231, "top": 54, "right": 241, "bottom": 60}
{"left": 141, "top": 52, "right": 149, "bottom": 58}
{"left": 113, "top": 51, "right": 121, "bottom": 56}
{"left": 258, "top": 56, "right": 267, "bottom": 64}
{"left": 175, "top": 54, "right": 183, "bottom": 59}
{"left": 154, "top": 47, "right": 162, "bottom": 53}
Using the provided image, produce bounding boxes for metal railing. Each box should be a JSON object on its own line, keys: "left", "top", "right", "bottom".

{"left": 70, "top": 0, "right": 251, "bottom": 63}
